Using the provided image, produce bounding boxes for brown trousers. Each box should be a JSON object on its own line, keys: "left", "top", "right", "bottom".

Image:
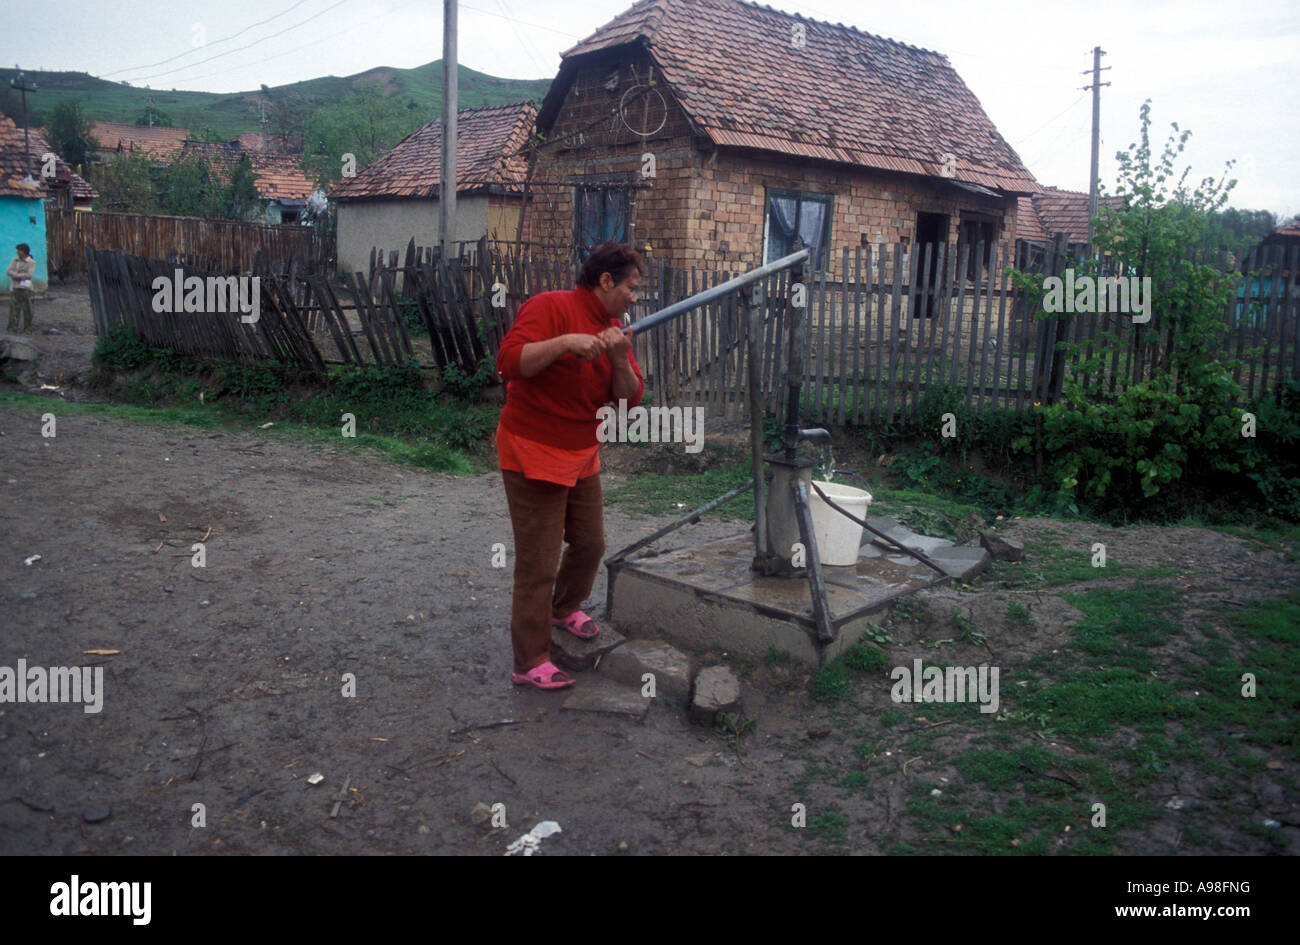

{"left": 501, "top": 469, "right": 605, "bottom": 672}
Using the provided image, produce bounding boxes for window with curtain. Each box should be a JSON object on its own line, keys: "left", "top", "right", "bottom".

{"left": 764, "top": 188, "right": 832, "bottom": 270}
{"left": 575, "top": 185, "right": 629, "bottom": 249}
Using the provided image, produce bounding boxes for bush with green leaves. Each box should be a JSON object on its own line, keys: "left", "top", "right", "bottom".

{"left": 1012, "top": 101, "right": 1300, "bottom": 521}
{"left": 439, "top": 358, "right": 497, "bottom": 402}
{"left": 92, "top": 324, "right": 152, "bottom": 371}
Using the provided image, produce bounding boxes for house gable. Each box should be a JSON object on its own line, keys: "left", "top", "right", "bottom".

{"left": 541, "top": 0, "right": 1038, "bottom": 194}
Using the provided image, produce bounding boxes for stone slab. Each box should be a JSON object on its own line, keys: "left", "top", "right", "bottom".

{"left": 598, "top": 639, "right": 692, "bottom": 703}
{"left": 0, "top": 335, "right": 42, "bottom": 362}
{"left": 980, "top": 530, "right": 1024, "bottom": 562}
{"left": 689, "top": 665, "right": 741, "bottom": 725}
{"left": 929, "top": 545, "right": 991, "bottom": 582}
{"left": 550, "top": 623, "right": 625, "bottom": 672}
{"left": 561, "top": 675, "right": 651, "bottom": 719}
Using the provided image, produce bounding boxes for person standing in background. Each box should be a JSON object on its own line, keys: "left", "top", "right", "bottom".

{"left": 6, "top": 243, "right": 36, "bottom": 333}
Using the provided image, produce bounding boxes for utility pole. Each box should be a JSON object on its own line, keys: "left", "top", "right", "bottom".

{"left": 438, "top": 0, "right": 458, "bottom": 255}
{"left": 146, "top": 94, "right": 155, "bottom": 126}
{"left": 1082, "top": 47, "right": 1110, "bottom": 245}
{"left": 9, "top": 71, "right": 37, "bottom": 181}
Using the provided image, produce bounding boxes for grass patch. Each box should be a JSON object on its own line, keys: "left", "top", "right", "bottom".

{"left": 605, "top": 465, "right": 754, "bottom": 517}
{"left": 869, "top": 487, "right": 984, "bottom": 542}
{"left": 1062, "top": 586, "right": 1183, "bottom": 672}
{"left": 57, "top": 338, "right": 497, "bottom": 473}
{"left": 990, "top": 537, "right": 1181, "bottom": 587}
{"left": 811, "top": 640, "right": 890, "bottom": 703}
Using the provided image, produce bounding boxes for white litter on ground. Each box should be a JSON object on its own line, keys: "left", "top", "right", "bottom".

{"left": 504, "top": 821, "right": 562, "bottom": 856}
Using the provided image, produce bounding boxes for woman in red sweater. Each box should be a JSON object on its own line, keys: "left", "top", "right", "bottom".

{"left": 495, "top": 243, "right": 646, "bottom": 689}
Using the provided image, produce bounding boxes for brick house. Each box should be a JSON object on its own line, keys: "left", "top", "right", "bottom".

{"left": 527, "top": 0, "right": 1040, "bottom": 277}
{"left": 329, "top": 102, "right": 536, "bottom": 275}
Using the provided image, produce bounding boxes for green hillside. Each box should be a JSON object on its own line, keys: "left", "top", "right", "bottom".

{"left": 0, "top": 62, "right": 551, "bottom": 139}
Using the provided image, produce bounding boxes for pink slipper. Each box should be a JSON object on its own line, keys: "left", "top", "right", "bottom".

{"left": 511, "top": 661, "right": 575, "bottom": 690}
{"left": 553, "top": 610, "right": 600, "bottom": 639}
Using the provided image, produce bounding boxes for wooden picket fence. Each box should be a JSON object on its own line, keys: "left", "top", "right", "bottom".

{"left": 90, "top": 235, "right": 1298, "bottom": 420}
{"left": 86, "top": 247, "right": 482, "bottom": 375}
{"left": 48, "top": 208, "right": 331, "bottom": 280}
{"left": 633, "top": 239, "right": 1299, "bottom": 422}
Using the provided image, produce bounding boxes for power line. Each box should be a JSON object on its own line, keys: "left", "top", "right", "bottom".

{"left": 100, "top": 0, "right": 313, "bottom": 78}
{"left": 1011, "top": 92, "right": 1087, "bottom": 147}
{"left": 458, "top": 1, "right": 584, "bottom": 39}
{"left": 114, "top": 0, "right": 351, "bottom": 84}
{"left": 158, "top": 0, "right": 428, "bottom": 88}
{"left": 495, "top": 0, "right": 552, "bottom": 75}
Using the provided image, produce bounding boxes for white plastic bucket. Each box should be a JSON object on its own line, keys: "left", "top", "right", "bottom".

{"left": 808, "top": 481, "right": 872, "bottom": 566}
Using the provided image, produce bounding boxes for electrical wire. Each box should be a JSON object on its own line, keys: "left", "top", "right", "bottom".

{"left": 114, "top": 0, "right": 351, "bottom": 84}
{"left": 100, "top": 0, "right": 314, "bottom": 77}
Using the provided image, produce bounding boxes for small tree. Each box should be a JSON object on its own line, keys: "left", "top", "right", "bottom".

{"left": 223, "top": 154, "right": 263, "bottom": 221}
{"left": 88, "top": 151, "right": 159, "bottom": 214}
{"left": 300, "top": 82, "right": 421, "bottom": 188}
{"left": 159, "top": 152, "right": 223, "bottom": 218}
{"left": 47, "top": 99, "right": 99, "bottom": 166}
{"left": 1021, "top": 101, "right": 1269, "bottom": 518}
{"left": 133, "top": 107, "right": 174, "bottom": 128}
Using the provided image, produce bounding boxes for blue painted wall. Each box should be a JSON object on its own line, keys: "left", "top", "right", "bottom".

{"left": 0, "top": 194, "right": 49, "bottom": 292}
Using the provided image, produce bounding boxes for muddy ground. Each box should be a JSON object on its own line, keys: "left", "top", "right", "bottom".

{"left": 0, "top": 280, "right": 1296, "bottom": 855}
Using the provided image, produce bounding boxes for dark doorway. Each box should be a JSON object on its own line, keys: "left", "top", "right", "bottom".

{"left": 913, "top": 212, "right": 948, "bottom": 317}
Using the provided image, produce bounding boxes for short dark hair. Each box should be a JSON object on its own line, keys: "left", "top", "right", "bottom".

{"left": 16, "top": 243, "right": 31, "bottom": 255}
{"left": 578, "top": 242, "right": 645, "bottom": 289}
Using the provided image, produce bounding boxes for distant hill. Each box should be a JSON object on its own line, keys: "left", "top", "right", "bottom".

{"left": 0, "top": 63, "right": 552, "bottom": 140}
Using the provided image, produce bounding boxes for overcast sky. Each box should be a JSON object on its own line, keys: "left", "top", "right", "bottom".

{"left": 7, "top": 0, "right": 1297, "bottom": 218}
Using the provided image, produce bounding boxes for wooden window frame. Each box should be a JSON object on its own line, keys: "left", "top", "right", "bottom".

{"left": 763, "top": 187, "right": 833, "bottom": 272}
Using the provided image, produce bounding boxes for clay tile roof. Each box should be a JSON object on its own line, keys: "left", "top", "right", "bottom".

{"left": 329, "top": 102, "right": 537, "bottom": 202}
{"left": 247, "top": 151, "right": 315, "bottom": 201}
{"left": 1016, "top": 196, "right": 1048, "bottom": 243}
{"left": 1031, "top": 185, "right": 1125, "bottom": 244}
{"left": 90, "top": 121, "right": 191, "bottom": 161}
{"left": 178, "top": 140, "right": 242, "bottom": 178}
{"left": 235, "top": 132, "right": 302, "bottom": 153}
{"left": 28, "top": 128, "right": 98, "bottom": 200}
{"left": 1275, "top": 221, "right": 1300, "bottom": 238}
{"left": 0, "top": 116, "right": 48, "bottom": 198}
{"left": 546, "top": 0, "right": 1038, "bottom": 194}
{"left": 176, "top": 140, "right": 316, "bottom": 202}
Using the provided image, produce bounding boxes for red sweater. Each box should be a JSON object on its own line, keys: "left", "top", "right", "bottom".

{"left": 497, "top": 285, "right": 645, "bottom": 449}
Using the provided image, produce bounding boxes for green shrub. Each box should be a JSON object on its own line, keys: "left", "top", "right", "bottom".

{"left": 93, "top": 324, "right": 151, "bottom": 371}
{"left": 439, "top": 358, "right": 496, "bottom": 402}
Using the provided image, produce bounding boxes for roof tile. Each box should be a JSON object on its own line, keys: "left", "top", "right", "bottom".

{"left": 553, "top": 0, "right": 1038, "bottom": 193}
{"left": 90, "top": 121, "right": 190, "bottom": 161}
{"left": 329, "top": 102, "right": 536, "bottom": 202}
{"left": 1031, "top": 185, "right": 1124, "bottom": 243}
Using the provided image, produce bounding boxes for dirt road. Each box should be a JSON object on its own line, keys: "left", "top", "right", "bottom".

{"left": 1, "top": 280, "right": 1295, "bottom": 855}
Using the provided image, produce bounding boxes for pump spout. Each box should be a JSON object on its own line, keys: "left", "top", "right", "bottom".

{"left": 797, "top": 428, "right": 831, "bottom": 445}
